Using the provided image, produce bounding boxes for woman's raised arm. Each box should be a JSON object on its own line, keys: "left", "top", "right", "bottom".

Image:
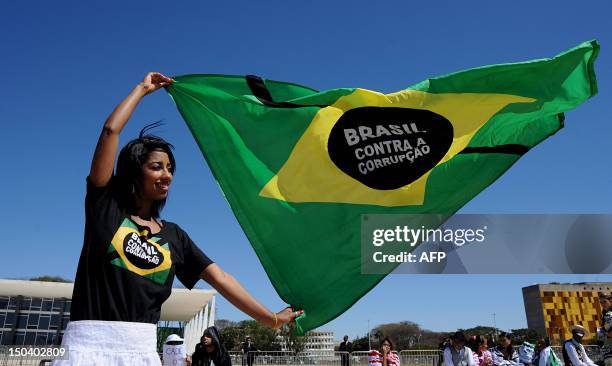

{"left": 89, "top": 72, "right": 173, "bottom": 187}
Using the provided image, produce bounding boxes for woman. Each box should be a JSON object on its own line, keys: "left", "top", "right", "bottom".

{"left": 369, "top": 337, "right": 400, "bottom": 366}
{"left": 469, "top": 336, "right": 492, "bottom": 366}
{"left": 191, "top": 326, "right": 231, "bottom": 366}
{"left": 491, "top": 333, "right": 520, "bottom": 366}
{"left": 54, "top": 73, "right": 300, "bottom": 365}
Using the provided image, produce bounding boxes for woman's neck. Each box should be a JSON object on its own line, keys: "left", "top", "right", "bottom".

{"left": 135, "top": 199, "right": 153, "bottom": 219}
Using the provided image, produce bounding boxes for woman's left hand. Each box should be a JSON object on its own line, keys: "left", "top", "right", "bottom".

{"left": 200, "top": 264, "right": 304, "bottom": 330}
{"left": 274, "top": 307, "right": 304, "bottom": 329}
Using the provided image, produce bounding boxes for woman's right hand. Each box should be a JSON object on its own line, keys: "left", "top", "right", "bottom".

{"left": 141, "top": 72, "right": 174, "bottom": 95}
{"left": 90, "top": 72, "right": 172, "bottom": 187}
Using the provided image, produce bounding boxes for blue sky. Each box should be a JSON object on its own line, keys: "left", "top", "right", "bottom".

{"left": 1, "top": 0, "right": 611, "bottom": 341}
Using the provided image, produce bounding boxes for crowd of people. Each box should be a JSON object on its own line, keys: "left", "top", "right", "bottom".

{"left": 440, "top": 293, "right": 612, "bottom": 366}
{"left": 155, "top": 292, "right": 612, "bottom": 366}
{"left": 156, "top": 292, "right": 612, "bottom": 366}
{"left": 440, "top": 326, "right": 597, "bottom": 366}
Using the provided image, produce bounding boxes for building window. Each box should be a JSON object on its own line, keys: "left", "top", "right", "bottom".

{"left": 61, "top": 316, "right": 70, "bottom": 330}
{"left": 39, "top": 315, "right": 50, "bottom": 330}
{"left": 64, "top": 300, "right": 71, "bottom": 313}
{"left": 15, "top": 331, "right": 25, "bottom": 345}
{"left": 25, "top": 331, "right": 36, "bottom": 345}
{"left": 50, "top": 314, "right": 60, "bottom": 329}
{"left": 5, "top": 312, "right": 16, "bottom": 327}
{"left": 1, "top": 331, "right": 12, "bottom": 345}
{"left": 21, "top": 297, "right": 32, "bottom": 310}
{"left": 52, "top": 299, "right": 63, "bottom": 312}
{"left": 35, "top": 332, "right": 47, "bottom": 345}
{"left": 31, "top": 298, "right": 42, "bottom": 310}
{"left": 17, "top": 314, "right": 28, "bottom": 329}
{"left": 27, "top": 314, "right": 39, "bottom": 329}
{"left": 0, "top": 296, "right": 9, "bottom": 309}
{"left": 42, "top": 299, "right": 53, "bottom": 312}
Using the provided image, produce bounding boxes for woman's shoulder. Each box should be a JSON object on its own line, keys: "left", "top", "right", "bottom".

{"left": 160, "top": 219, "right": 184, "bottom": 233}
{"left": 160, "top": 220, "right": 195, "bottom": 241}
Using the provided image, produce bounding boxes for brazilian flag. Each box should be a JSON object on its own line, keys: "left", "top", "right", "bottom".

{"left": 166, "top": 40, "right": 598, "bottom": 333}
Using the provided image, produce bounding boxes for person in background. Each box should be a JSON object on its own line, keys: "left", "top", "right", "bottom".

{"left": 242, "top": 336, "right": 258, "bottom": 366}
{"left": 490, "top": 333, "right": 520, "bottom": 366}
{"left": 532, "top": 338, "right": 557, "bottom": 366}
{"left": 439, "top": 337, "right": 452, "bottom": 366}
{"left": 518, "top": 341, "right": 536, "bottom": 366}
{"left": 194, "top": 335, "right": 206, "bottom": 356}
{"left": 599, "top": 294, "right": 612, "bottom": 366}
{"left": 339, "top": 335, "right": 353, "bottom": 366}
{"left": 163, "top": 334, "right": 191, "bottom": 366}
{"left": 469, "top": 335, "right": 492, "bottom": 366}
{"left": 192, "top": 326, "right": 231, "bottom": 366}
{"left": 444, "top": 332, "right": 475, "bottom": 366}
{"left": 369, "top": 337, "right": 400, "bottom": 366}
{"left": 563, "top": 325, "right": 597, "bottom": 366}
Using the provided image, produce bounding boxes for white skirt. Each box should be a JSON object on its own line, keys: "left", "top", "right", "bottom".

{"left": 52, "top": 320, "right": 161, "bottom": 366}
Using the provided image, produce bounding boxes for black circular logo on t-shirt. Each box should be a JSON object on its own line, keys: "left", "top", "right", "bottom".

{"left": 122, "top": 232, "right": 164, "bottom": 269}
{"left": 328, "top": 107, "right": 454, "bottom": 190}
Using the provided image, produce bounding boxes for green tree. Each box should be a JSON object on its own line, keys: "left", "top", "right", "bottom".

{"left": 220, "top": 323, "right": 247, "bottom": 351}
{"left": 30, "top": 276, "right": 70, "bottom": 283}
{"left": 219, "top": 320, "right": 281, "bottom": 351}
{"left": 370, "top": 321, "right": 447, "bottom": 349}
{"left": 459, "top": 326, "right": 498, "bottom": 338}
{"left": 351, "top": 336, "right": 370, "bottom": 351}
{"left": 510, "top": 328, "right": 540, "bottom": 344}
{"left": 216, "top": 319, "right": 237, "bottom": 331}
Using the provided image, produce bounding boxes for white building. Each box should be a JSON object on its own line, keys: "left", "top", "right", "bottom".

{"left": 304, "top": 330, "right": 334, "bottom": 354}
{"left": 276, "top": 329, "right": 335, "bottom": 355}
{"left": 0, "top": 279, "right": 215, "bottom": 353}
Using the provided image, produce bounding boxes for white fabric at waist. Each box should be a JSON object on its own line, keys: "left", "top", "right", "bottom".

{"left": 63, "top": 320, "right": 157, "bottom": 353}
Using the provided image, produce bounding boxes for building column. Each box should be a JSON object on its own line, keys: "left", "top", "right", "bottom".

{"left": 208, "top": 296, "right": 215, "bottom": 327}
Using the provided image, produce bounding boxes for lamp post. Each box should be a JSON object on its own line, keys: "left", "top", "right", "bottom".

{"left": 492, "top": 313, "right": 498, "bottom": 338}
{"left": 368, "top": 320, "right": 371, "bottom": 351}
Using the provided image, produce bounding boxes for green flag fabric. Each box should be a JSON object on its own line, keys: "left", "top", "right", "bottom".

{"left": 166, "top": 40, "right": 598, "bottom": 333}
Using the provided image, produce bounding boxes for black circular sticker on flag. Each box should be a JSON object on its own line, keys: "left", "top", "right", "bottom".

{"left": 122, "top": 232, "right": 164, "bottom": 269}
{"left": 328, "top": 107, "right": 454, "bottom": 190}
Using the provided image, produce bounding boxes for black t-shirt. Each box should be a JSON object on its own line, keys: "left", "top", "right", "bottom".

{"left": 70, "top": 177, "right": 213, "bottom": 323}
